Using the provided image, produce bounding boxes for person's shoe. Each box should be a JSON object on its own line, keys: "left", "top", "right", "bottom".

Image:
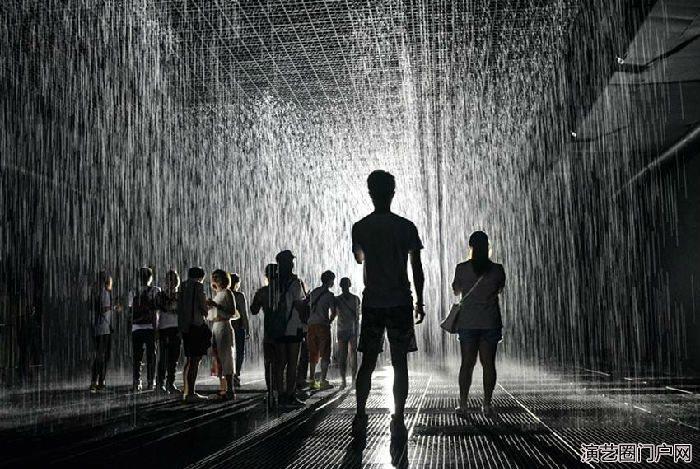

{"left": 132, "top": 381, "right": 143, "bottom": 392}
{"left": 351, "top": 413, "right": 368, "bottom": 450}
{"left": 233, "top": 375, "right": 241, "bottom": 388}
{"left": 310, "top": 380, "right": 320, "bottom": 391}
{"left": 165, "top": 383, "right": 180, "bottom": 394}
{"left": 340, "top": 377, "right": 347, "bottom": 389}
{"left": 96, "top": 383, "right": 106, "bottom": 391}
{"left": 295, "top": 390, "right": 309, "bottom": 401}
{"left": 390, "top": 414, "right": 408, "bottom": 464}
{"left": 317, "top": 379, "right": 333, "bottom": 391}
{"left": 281, "top": 394, "right": 305, "bottom": 407}
{"left": 183, "top": 393, "right": 208, "bottom": 403}
{"left": 482, "top": 403, "right": 496, "bottom": 418}
{"left": 89, "top": 383, "right": 98, "bottom": 393}
{"left": 146, "top": 382, "right": 155, "bottom": 391}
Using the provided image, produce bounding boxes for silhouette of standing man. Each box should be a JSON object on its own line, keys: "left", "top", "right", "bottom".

{"left": 351, "top": 170, "right": 426, "bottom": 459}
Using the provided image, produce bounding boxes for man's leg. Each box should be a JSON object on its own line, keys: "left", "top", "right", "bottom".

{"left": 167, "top": 329, "right": 181, "bottom": 389}
{"left": 235, "top": 328, "right": 245, "bottom": 379}
{"left": 307, "top": 327, "right": 318, "bottom": 383}
{"left": 101, "top": 333, "right": 112, "bottom": 385}
{"left": 188, "top": 356, "right": 201, "bottom": 395}
{"left": 132, "top": 331, "right": 145, "bottom": 388}
{"left": 272, "top": 342, "right": 286, "bottom": 398}
{"left": 157, "top": 330, "right": 167, "bottom": 387}
{"left": 348, "top": 336, "right": 358, "bottom": 382}
{"left": 285, "top": 342, "right": 301, "bottom": 397}
{"left": 389, "top": 346, "right": 409, "bottom": 419}
{"left": 297, "top": 335, "right": 308, "bottom": 386}
{"left": 145, "top": 330, "right": 156, "bottom": 387}
{"left": 319, "top": 326, "right": 331, "bottom": 381}
{"left": 355, "top": 352, "right": 378, "bottom": 416}
{"left": 91, "top": 335, "right": 102, "bottom": 386}
{"left": 337, "top": 339, "right": 348, "bottom": 382}
{"left": 263, "top": 342, "right": 272, "bottom": 392}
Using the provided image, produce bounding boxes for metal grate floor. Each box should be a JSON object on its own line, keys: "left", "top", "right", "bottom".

{"left": 190, "top": 363, "right": 699, "bottom": 468}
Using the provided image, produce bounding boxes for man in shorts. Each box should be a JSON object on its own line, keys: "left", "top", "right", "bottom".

{"left": 350, "top": 170, "right": 426, "bottom": 457}
{"left": 306, "top": 270, "right": 336, "bottom": 390}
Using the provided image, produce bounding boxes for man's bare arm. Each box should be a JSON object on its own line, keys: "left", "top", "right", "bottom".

{"left": 410, "top": 249, "right": 425, "bottom": 324}
{"left": 353, "top": 246, "right": 364, "bottom": 264}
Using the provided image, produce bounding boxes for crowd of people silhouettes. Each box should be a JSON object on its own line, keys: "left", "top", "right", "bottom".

{"left": 89, "top": 170, "right": 505, "bottom": 462}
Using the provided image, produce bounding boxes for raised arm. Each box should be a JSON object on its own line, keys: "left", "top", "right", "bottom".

{"left": 410, "top": 249, "right": 425, "bottom": 324}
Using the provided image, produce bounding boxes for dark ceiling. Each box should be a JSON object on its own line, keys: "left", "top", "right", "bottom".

{"left": 157, "top": 0, "right": 579, "bottom": 109}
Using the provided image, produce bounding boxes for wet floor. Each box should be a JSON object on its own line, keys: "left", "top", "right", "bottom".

{"left": 3, "top": 362, "right": 697, "bottom": 468}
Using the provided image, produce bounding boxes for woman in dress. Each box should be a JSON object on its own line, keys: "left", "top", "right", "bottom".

{"left": 451, "top": 231, "right": 506, "bottom": 417}
{"left": 207, "top": 269, "right": 239, "bottom": 399}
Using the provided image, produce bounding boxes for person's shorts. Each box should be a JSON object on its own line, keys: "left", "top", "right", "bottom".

{"left": 337, "top": 329, "right": 357, "bottom": 343}
{"left": 182, "top": 328, "right": 210, "bottom": 358}
{"left": 457, "top": 328, "right": 502, "bottom": 345}
{"left": 358, "top": 305, "right": 417, "bottom": 354}
{"left": 307, "top": 324, "right": 331, "bottom": 363}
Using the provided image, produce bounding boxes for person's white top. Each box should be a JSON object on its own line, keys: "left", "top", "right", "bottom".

{"left": 335, "top": 292, "right": 360, "bottom": 333}
{"left": 207, "top": 289, "right": 239, "bottom": 322}
{"left": 128, "top": 285, "right": 160, "bottom": 331}
{"left": 157, "top": 290, "right": 178, "bottom": 329}
{"left": 352, "top": 211, "right": 423, "bottom": 308}
{"left": 280, "top": 276, "right": 305, "bottom": 337}
{"left": 94, "top": 288, "right": 113, "bottom": 336}
{"left": 308, "top": 286, "right": 335, "bottom": 326}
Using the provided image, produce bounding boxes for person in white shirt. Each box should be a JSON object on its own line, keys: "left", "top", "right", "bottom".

{"left": 90, "top": 272, "right": 120, "bottom": 393}
{"left": 207, "top": 269, "right": 238, "bottom": 400}
{"left": 155, "top": 270, "right": 181, "bottom": 394}
{"left": 128, "top": 267, "right": 160, "bottom": 391}
{"left": 334, "top": 277, "right": 361, "bottom": 388}
{"left": 306, "top": 270, "right": 336, "bottom": 391}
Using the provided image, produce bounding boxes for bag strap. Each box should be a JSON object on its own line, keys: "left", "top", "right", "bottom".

{"left": 458, "top": 275, "right": 485, "bottom": 305}
{"left": 310, "top": 289, "right": 331, "bottom": 312}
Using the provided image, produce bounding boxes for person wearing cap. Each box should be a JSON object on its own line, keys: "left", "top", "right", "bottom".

{"left": 306, "top": 270, "right": 337, "bottom": 390}
{"left": 127, "top": 267, "right": 161, "bottom": 391}
{"left": 275, "top": 249, "right": 308, "bottom": 407}
{"left": 350, "top": 170, "right": 426, "bottom": 459}
{"left": 230, "top": 273, "right": 249, "bottom": 387}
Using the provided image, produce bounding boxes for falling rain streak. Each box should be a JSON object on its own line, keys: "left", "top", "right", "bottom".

{"left": 0, "top": 0, "right": 693, "bottom": 401}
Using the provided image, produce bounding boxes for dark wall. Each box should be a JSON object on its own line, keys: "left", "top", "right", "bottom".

{"left": 659, "top": 149, "right": 700, "bottom": 373}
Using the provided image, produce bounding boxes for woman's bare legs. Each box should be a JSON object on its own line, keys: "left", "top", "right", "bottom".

{"left": 458, "top": 340, "right": 480, "bottom": 408}
{"left": 478, "top": 340, "right": 498, "bottom": 406}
